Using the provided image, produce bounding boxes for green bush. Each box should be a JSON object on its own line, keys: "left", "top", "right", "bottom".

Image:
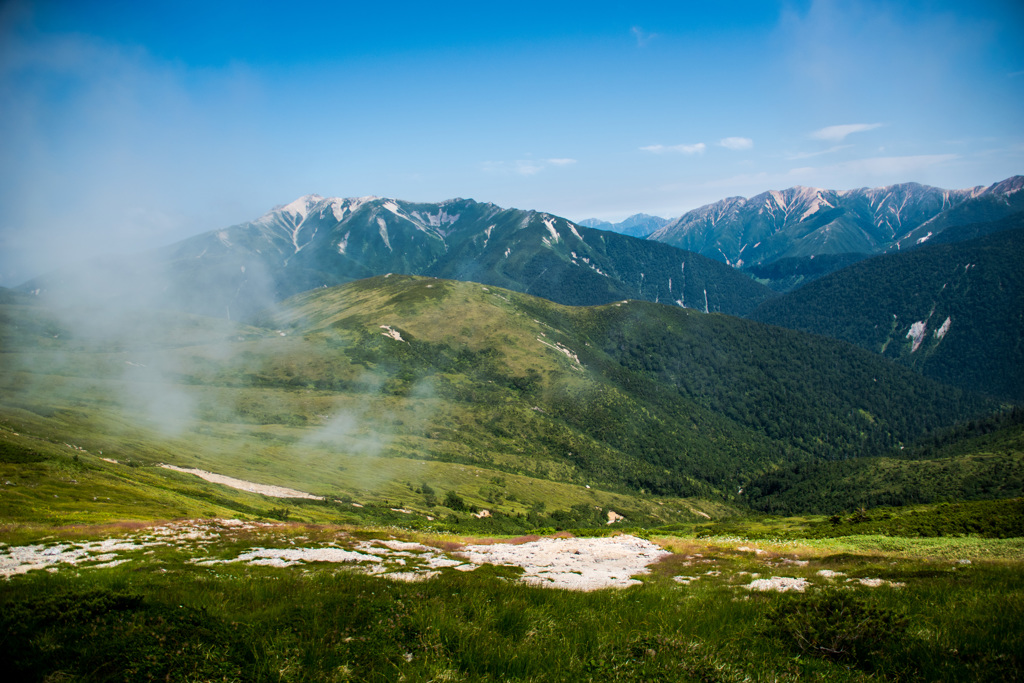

{"left": 444, "top": 490, "right": 468, "bottom": 511}
{"left": 763, "top": 589, "right": 908, "bottom": 668}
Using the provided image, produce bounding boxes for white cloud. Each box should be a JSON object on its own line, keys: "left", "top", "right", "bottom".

{"left": 786, "top": 144, "right": 853, "bottom": 160}
{"left": 515, "top": 161, "right": 545, "bottom": 176}
{"left": 822, "top": 153, "right": 959, "bottom": 176}
{"left": 481, "top": 158, "right": 578, "bottom": 176}
{"left": 640, "top": 143, "right": 706, "bottom": 155}
{"left": 631, "top": 26, "right": 657, "bottom": 47}
{"left": 719, "top": 137, "right": 753, "bottom": 150}
{"left": 689, "top": 154, "right": 959, "bottom": 196}
{"left": 809, "top": 123, "right": 884, "bottom": 142}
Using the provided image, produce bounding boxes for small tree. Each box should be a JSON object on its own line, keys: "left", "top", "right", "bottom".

{"left": 849, "top": 507, "right": 870, "bottom": 524}
{"left": 444, "top": 490, "right": 467, "bottom": 511}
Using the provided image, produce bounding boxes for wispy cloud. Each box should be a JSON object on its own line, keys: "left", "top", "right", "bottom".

{"left": 786, "top": 144, "right": 853, "bottom": 160}
{"left": 719, "top": 137, "right": 753, "bottom": 150}
{"left": 640, "top": 143, "right": 706, "bottom": 155}
{"left": 631, "top": 26, "right": 657, "bottom": 47}
{"left": 692, "top": 154, "right": 959, "bottom": 195}
{"left": 809, "top": 123, "right": 884, "bottom": 142}
{"left": 481, "top": 158, "right": 578, "bottom": 176}
{"left": 812, "top": 153, "right": 958, "bottom": 176}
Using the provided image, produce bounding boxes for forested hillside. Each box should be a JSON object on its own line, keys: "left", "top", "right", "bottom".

{"left": 751, "top": 225, "right": 1024, "bottom": 401}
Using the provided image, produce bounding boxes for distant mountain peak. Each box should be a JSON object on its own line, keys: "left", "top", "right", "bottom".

{"left": 984, "top": 175, "right": 1024, "bottom": 197}
{"left": 650, "top": 175, "right": 1024, "bottom": 270}
{"left": 578, "top": 213, "right": 672, "bottom": 238}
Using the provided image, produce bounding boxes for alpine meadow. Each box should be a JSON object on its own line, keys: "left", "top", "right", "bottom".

{"left": 2, "top": 2, "right": 1023, "bottom": 681}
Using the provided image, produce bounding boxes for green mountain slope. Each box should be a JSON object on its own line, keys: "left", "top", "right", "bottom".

{"left": 0, "top": 276, "right": 995, "bottom": 525}
{"left": 741, "top": 408, "right": 1024, "bottom": 515}
{"left": 743, "top": 252, "right": 870, "bottom": 292}
{"left": 751, "top": 225, "right": 1024, "bottom": 402}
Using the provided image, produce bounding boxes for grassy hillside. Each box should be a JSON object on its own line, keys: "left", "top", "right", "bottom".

{"left": 2, "top": 277, "right": 1020, "bottom": 681}
{"left": 0, "top": 275, "right": 999, "bottom": 530}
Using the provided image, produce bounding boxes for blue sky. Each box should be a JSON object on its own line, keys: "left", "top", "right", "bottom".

{"left": 1, "top": 0, "right": 1022, "bottom": 284}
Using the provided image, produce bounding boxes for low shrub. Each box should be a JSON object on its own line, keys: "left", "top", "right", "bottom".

{"left": 763, "top": 588, "right": 909, "bottom": 668}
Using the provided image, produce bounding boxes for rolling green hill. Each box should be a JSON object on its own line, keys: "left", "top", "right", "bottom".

{"left": 0, "top": 276, "right": 997, "bottom": 527}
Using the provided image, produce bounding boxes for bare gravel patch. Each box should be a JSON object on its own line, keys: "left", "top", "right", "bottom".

{"left": 158, "top": 465, "right": 324, "bottom": 500}
{"left": 459, "top": 534, "right": 672, "bottom": 590}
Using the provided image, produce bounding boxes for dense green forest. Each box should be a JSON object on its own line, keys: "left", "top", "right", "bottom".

{"left": 751, "top": 225, "right": 1024, "bottom": 401}
{"left": 744, "top": 252, "right": 869, "bottom": 292}
{"left": 741, "top": 409, "right": 1024, "bottom": 514}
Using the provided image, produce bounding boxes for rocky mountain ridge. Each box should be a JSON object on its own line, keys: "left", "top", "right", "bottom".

{"left": 649, "top": 176, "right": 1024, "bottom": 269}
{"left": 22, "top": 195, "right": 773, "bottom": 320}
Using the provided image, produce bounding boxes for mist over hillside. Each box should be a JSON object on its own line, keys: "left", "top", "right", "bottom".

{"left": 0, "top": 274, "right": 998, "bottom": 520}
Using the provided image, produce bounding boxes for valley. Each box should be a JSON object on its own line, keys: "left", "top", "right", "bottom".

{"left": 2, "top": 179, "right": 1022, "bottom": 682}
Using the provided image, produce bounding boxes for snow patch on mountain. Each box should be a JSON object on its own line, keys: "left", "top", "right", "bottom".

{"left": 282, "top": 195, "right": 320, "bottom": 220}
{"left": 330, "top": 199, "right": 349, "bottom": 222}
{"left": 542, "top": 217, "right": 560, "bottom": 244}
{"left": 411, "top": 208, "right": 461, "bottom": 227}
{"left": 376, "top": 217, "right": 392, "bottom": 252}
{"left": 907, "top": 321, "right": 927, "bottom": 352}
{"left": 382, "top": 200, "right": 403, "bottom": 218}
{"left": 798, "top": 190, "right": 833, "bottom": 220}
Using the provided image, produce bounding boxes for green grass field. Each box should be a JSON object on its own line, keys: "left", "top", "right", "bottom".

{"left": 1, "top": 519, "right": 1021, "bottom": 682}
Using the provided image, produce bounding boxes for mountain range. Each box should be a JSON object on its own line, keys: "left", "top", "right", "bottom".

{"left": 648, "top": 176, "right": 1024, "bottom": 275}
{"left": 21, "top": 176, "right": 1023, "bottom": 322}
{"left": 3, "top": 175, "right": 1023, "bottom": 523}
{"left": 17, "top": 177, "right": 1024, "bottom": 404}
{"left": 23, "top": 196, "right": 771, "bottom": 321}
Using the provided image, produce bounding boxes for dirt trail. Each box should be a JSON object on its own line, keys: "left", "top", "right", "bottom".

{"left": 159, "top": 465, "right": 323, "bottom": 500}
